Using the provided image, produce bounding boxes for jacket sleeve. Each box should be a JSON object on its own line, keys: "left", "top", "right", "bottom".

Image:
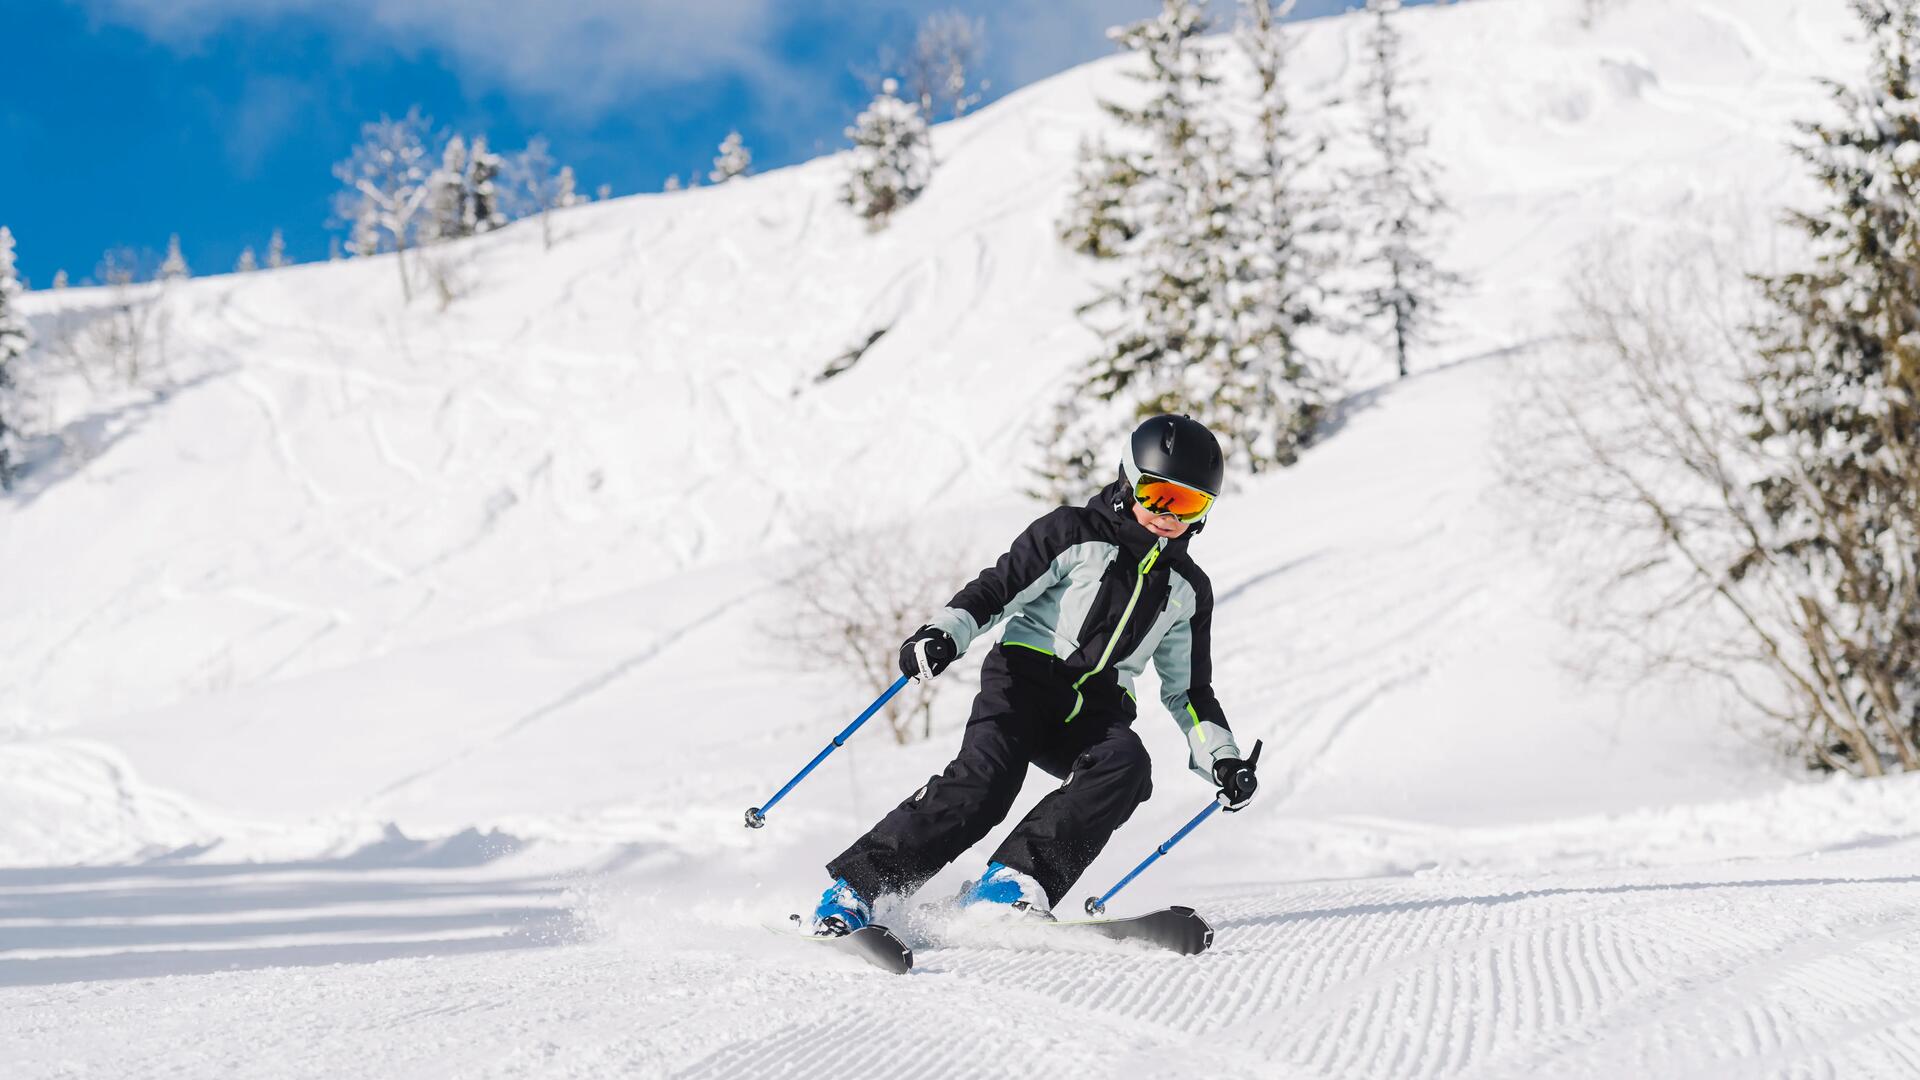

{"left": 1152, "top": 573, "right": 1241, "bottom": 783}
{"left": 926, "top": 507, "right": 1080, "bottom": 655}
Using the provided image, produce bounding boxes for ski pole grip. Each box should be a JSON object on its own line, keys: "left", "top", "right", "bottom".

{"left": 1219, "top": 739, "right": 1263, "bottom": 811}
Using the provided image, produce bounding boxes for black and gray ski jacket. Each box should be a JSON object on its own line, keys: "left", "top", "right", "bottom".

{"left": 928, "top": 479, "right": 1241, "bottom": 783}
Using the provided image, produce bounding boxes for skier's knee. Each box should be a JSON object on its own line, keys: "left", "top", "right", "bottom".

{"left": 1077, "top": 736, "right": 1153, "bottom": 802}
{"left": 1115, "top": 729, "right": 1153, "bottom": 768}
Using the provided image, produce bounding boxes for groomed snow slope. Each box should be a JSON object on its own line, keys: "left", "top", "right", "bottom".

{"left": 9, "top": 1, "right": 1920, "bottom": 1078}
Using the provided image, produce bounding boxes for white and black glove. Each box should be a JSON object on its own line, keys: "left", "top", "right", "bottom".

{"left": 1212, "top": 740, "right": 1261, "bottom": 812}
{"left": 899, "top": 625, "right": 958, "bottom": 682}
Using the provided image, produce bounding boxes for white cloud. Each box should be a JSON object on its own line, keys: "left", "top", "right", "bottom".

{"left": 219, "top": 74, "right": 317, "bottom": 177}
{"left": 76, "top": 0, "right": 788, "bottom": 113}
{"left": 74, "top": 0, "right": 1367, "bottom": 129}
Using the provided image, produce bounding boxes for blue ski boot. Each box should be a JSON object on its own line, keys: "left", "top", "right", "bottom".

{"left": 810, "top": 878, "right": 873, "bottom": 937}
{"left": 955, "top": 862, "right": 1054, "bottom": 920}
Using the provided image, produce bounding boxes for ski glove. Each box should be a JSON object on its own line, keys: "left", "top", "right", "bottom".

{"left": 899, "top": 625, "right": 958, "bottom": 682}
{"left": 1213, "top": 741, "right": 1261, "bottom": 812}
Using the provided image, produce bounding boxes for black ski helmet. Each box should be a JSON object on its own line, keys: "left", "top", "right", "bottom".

{"left": 1122, "top": 413, "right": 1224, "bottom": 505}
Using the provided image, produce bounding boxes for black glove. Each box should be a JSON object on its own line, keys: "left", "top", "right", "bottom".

{"left": 899, "top": 625, "right": 958, "bottom": 682}
{"left": 1212, "top": 740, "right": 1261, "bottom": 812}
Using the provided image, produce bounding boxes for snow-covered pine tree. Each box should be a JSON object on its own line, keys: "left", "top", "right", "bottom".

{"left": 424, "top": 134, "right": 471, "bottom": 243}
{"left": 0, "top": 226, "right": 27, "bottom": 490}
{"left": 234, "top": 247, "right": 258, "bottom": 273}
{"left": 1351, "top": 0, "right": 1460, "bottom": 378}
{"left": 465, "top": 135, "right": 504, "bottom": 234}
{"left": 52, "top": 270, "right": 68, "bottom": 289}
{"left": 664, "top": 175, "right": 684, "bottom": 192}
{"left": 1038, "top": 0, "right": 1250, "bottom": 497}
{"left": 842, "top": 79, "right": 933, "bottom": 229}
{"left": 1058, "top": 136, "right": 1142, "bottom": 258}
{"left": 1200, "top": 0, "right": 1338, "bottom": 468}
{"left": 267, "top": 228, "right": 289, "bottom": 269}
{"left": 159, "top": 234, "right": 190, "bottom": 281}
{"left": 710, "top": 131, "right": 752, "bottom": 184}
{"left": 1746, "top": 0, "right": 1920, "bottom": 774}
{"left": 332, "top": 108, "right": 435, "bottom": 300}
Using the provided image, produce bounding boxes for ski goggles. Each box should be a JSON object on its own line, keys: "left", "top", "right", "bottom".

{"left": 1133, "top": 474, "right": 1215, "bottom": 523}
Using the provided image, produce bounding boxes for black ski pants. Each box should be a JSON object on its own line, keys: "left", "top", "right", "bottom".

{"left": 827, "top": 644, "right": 1153, "bottom": 906}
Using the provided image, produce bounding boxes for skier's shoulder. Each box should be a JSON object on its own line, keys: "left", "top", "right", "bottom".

{"left": 1019, "top": 503, "right": 1104, "bottom": 546}
{"left": 1164, "top": 548, "right": 1214, "bottom": 603}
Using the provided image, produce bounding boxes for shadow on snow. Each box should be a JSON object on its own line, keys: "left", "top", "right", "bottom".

{"left": 0, "top": 826, "right": 591, "bottom": 988}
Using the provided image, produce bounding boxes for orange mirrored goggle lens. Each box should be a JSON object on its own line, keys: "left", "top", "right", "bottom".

{"left": 1134, "top": 476, "right": 1214, "bottom": 522}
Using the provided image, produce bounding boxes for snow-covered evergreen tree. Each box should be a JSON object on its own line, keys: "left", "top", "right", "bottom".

{"left": 266, "top": 228, "right": 289, "bottom": 269}
{"left": 332, "top": 108, "right": 435, "bottom": 299}
{"left": 466, "top": 135, "right": 504, "bottom": 234}
{"left": 1058, "top": 137, "right": 1141, "bottom": 258}
{"left": 420, "top": 133, "right": 502, "bottom": 242}
{"left": 234, "top": 247, "right": 258, "bottom": 273}
{"left": 1043, "top": 0, "right": 1330, "bottom": 495}
{"left": 842, "top": 79, "right": 933, "bottom": 229}
{"left": 1351, "top": 0, "right": 1459, "bottom": 378}
{"left": 424, "top": 134, "right": 471, "bottom": 243}
{"left": 1746, "top": 0, "right": 1920, "bottom": 773}
{"left": 1203, "top": 0, "right": 1336, "bottom": 466}
{"left": 52, "top": 270, "right": 68, "bottom": 290}
{"left": 1039, "top": 0, "right": 1234, "bottom": 497}
{"left": 159, "top": 234, "right": 190, "bottom": 281}
{"left": 0, "top": 226, "right": 28, "bottom": 491}
{"left": 710, "top": 131, "right": 752, "bottom": 184}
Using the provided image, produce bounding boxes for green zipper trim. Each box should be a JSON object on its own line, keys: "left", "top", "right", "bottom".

{"left": 1065, "top": 541, "right": 1164, "bottom": 723}
{"left": 1001, "top": 641, "right": 1056, "bottom": 657}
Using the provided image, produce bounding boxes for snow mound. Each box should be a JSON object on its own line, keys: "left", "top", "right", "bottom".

{"left": 0, "top": 740, "right": 217, "bottom": 867}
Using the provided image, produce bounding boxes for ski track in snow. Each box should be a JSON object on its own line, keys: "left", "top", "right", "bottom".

{"left": 8, "top": 845, "right": 1920, "bottom": 1079}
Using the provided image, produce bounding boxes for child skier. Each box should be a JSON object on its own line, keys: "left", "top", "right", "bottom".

{"left": 812, "top": 414, "right": 1258, "bottom": 934}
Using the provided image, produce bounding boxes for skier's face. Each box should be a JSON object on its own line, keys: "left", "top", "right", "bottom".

{"left": 1131, "top": 500, "right": 1192, "bottom": 539}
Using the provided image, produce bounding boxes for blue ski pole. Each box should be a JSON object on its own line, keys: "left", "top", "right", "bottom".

{"left": 1081, "top": 739, "right": 1260, "bottom": 916}
{"left": 744, "top": 674, "right": 911, "bottom": 829}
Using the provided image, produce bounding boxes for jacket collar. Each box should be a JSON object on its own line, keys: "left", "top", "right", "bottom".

{"left": 1090, "top": 477, "right": 1192, "bottom": 562}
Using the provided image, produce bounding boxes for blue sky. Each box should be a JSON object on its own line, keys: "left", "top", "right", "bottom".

{"left": 2, "top": 0, "right": 1423, "bottom": 287}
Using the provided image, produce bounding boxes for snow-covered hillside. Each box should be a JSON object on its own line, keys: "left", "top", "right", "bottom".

{"left": 9, "top": 2, "right": 1920, "bottom": 1078}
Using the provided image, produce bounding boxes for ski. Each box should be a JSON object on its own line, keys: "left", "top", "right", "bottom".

{"left": 783, "top": 918, "right": 914, "bottom": 974}
{"left": 820, "top": 924, "right": 914, "bottom": 973}
{"left": 1043, "top": 905, "right": 1213, "bottom": 955}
